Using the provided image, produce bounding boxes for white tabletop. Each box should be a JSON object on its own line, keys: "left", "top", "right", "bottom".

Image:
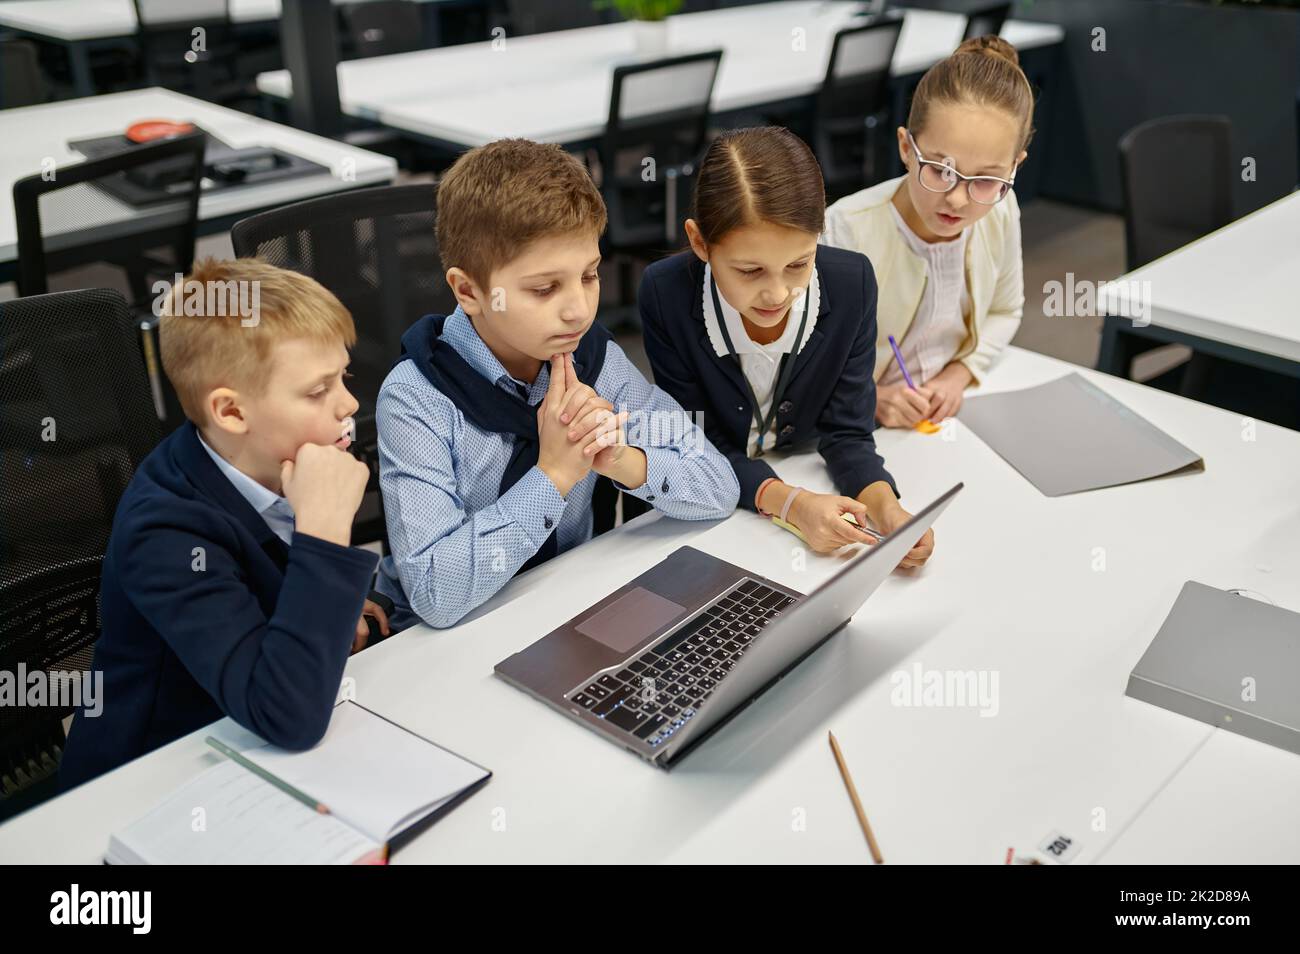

{"left": 1, "top": 345, "right": 1295, "bottom": 864}
{"left": 0, "top": 88, "right": 397, "bottom": 267}
{"left": 0, "top": 0, "right": 444, "bottom": 42}
{"left": 1102, "top": 190, "right": 1300, "bottom": 365}
{"left": 256, "top": 2, "right": 1064, "bottom": 147}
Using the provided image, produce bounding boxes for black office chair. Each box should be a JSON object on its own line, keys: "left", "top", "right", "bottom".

{"left": 0, "top": 288, "right": 161, "bottom": 819}
{"left": 598, "top": 50, "right": 723, "bottom": 304}
{"left": 503, "top": 0, "right": 606, "bottom": 35}
{"left": 13, "top": 131, "right": 206, "bottom": 429}
{"left": 1103, "top": 115, "right": 1262, "bottom": 412}
{"left": 340, "top": 0, "right": 425, "bottom": 58}
{"left": 813, "top": 15, "right": 903, "bottom": 202}
{"left": 962, "top": 2, "right": 1012, "bottom": 42}
{"left": 132, "top": 0, "right": 252, "bottom": 106}
{"left": 1119, "top": 115, "right": 1233, "bottom": 272}
{"left": 231, "top": 184, "right": 454, "bottom": 551}
{"left": 0, "top": 39, "right": 49, "bottom": 110}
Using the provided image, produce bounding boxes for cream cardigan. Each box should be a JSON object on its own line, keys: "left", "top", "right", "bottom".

{"left": 822, "top": 175, "right": 1025, "bottom": 385}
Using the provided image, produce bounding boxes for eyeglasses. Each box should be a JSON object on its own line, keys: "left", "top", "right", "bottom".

{"left": 905, "top": 129, "right": 1017, "bottom": 205}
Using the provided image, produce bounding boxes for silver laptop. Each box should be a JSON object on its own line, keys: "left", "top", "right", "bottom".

{"left": 495, "top": 483, "right": 962, "bottom": 767}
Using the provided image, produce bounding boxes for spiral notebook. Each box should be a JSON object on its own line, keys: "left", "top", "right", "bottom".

{"left": 106, "top": 701, "right": 490, "bottom": 864}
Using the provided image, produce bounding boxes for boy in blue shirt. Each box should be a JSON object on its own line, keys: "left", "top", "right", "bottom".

{"left": 60, "top": 259, "right": 387, "bottom": 789}
{"left": 376, "top": 138, "right": 739, "bottom": 629}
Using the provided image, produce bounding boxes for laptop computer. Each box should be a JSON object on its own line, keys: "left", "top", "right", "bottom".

{"left": 495, "top": 483, "right": 963, "bottom": 767}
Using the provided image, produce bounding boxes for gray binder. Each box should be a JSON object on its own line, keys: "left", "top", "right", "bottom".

{"left": 1126, "top": 581, "right": 1300, "bottom": 755}
{"left": 958, "top": 372, "right": 1204, "bottom": 496}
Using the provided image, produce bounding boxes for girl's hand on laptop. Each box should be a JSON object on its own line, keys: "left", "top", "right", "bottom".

{"left": 787, "top": 492, "right": 879, "bottom": 555}
{"left": 871, "top": 502, "right": 935, "bottom": 570}
{"left": 281, "top": 442, "right": 370, "bottom": 547}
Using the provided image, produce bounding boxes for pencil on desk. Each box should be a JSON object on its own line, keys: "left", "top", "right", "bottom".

{"left": 828, "top": 730, "right": 883, "bottom": 864}
{"left": 205, "top": 736, "right": 330, "bottom": 815}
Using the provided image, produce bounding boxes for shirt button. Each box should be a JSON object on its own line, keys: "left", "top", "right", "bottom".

{"left": 661, "top": 479, "right": 669, "bottom": 493}
{"left": 543, "top": 516, "right": 553, "bottom": 530}
{"left": 647, "top": 494, "right": 656, "bottom": 502}
{"left": 778, "top": 400, "right": 793, "bottom": 414}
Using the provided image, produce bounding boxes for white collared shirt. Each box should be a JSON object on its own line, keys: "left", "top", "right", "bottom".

{"left": 197, "top": 433, "right": 296, "bottom": 547}
{"left": 878, "top": 202, "right": 970, "bottom": 388}
{"left": 702, "top": 263, "right": 820, "bottom": 457}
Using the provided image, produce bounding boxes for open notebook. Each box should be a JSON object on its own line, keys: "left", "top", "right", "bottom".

{"left": 106, "top": 702, "right": 491, "bottom": 864}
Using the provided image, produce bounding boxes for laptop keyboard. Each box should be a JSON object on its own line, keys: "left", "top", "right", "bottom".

{"left": 567, "top": 579, "right": 798, "bottom": 749}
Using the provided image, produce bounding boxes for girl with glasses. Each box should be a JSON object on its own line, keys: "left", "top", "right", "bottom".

{"left": 824, "top": 35, "right": 1034, "bottom": 429}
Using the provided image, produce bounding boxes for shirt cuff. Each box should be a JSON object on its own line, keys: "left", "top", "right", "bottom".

{"left": 617, "top": 445, "right": 672, "bottom": 503}
{"left": 495, "top": 465, "right": 567, "bottom": 550}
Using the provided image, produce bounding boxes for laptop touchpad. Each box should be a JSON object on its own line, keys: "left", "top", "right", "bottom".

{"left": 576, "top": 587, "right": 686, "bottom": 654}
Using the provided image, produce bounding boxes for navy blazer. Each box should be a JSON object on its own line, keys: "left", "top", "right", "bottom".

{"left": 59, "top": 422, "right": 379, "bottom": 790}
{"left": 639, "top": 245, "right": 896, "bottom": 512}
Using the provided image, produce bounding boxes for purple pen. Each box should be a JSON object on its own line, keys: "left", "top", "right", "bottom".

{"left": 887, "top": 335, "right": 917, "bottom": 390}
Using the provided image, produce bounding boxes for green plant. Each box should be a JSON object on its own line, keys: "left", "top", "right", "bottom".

{"left": 593, "top": 0, "right": 685, "bottom": 23}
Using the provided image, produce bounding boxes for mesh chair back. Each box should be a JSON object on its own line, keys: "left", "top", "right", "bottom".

{"left": 603, "top": 50, "right": 722, "bottom": 250}
{"left": 1119, "top": 115, "right": 1233, "bottom": 271}
{"left": 230, "top": 184, "right": 451, "bottom": 417}
{"left": 132, "top": 0, "right": 240, "bottom": 101}
{"left": 506, "top": 0, "right": 603, "bottom": 35}
{"left": 342, "top": 0, "right": 424, "bottom": 58}
{"left": 0, "top": 288, "right": 160, "bottom": 793}
{"left": 962, "top": 2, "right": 1012, "bottom": 42}
{"left": 12, "top": 131, "right": 205, "bottom": 304}
{"left": 0, "top": 39, "right": 48, "bottom": 110}
{"left": 815, "top": 16, "right": 902, "bottom": 194}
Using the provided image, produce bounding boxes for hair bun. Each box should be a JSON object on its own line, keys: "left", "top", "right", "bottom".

{"left": 955, "top": 34, "right": 1020, "bottom": 68}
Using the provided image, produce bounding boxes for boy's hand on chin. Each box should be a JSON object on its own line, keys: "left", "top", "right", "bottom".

{"left": 281, "top": 441, "right": 370, "bottom": 548}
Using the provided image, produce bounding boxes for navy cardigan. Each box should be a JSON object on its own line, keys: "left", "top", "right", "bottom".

{"left": 639, "top": 245, "right": 897, "bottom": 511}
{"left": 59, "top": 422, "right": 379, "bottom": 790}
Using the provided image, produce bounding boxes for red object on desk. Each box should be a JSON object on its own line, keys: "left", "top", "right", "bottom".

{"left": 125, "top": 120, "right": 196, "bottom": 143}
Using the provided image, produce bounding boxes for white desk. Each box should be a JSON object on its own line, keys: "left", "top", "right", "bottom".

{"left": 1098, "top": 190, "right": 1300, "bottom": 376}
{"left": 0, "top": 0, "right": 448, "bottom": 95}
{"left": 256, "top": 3, "right": 1064, "bottom": 148}
{"left": 0, "top": 0, "right": 445, "bottom": 40}
{"left": 0, "top": 88, "right": 397, "bottom": 282}
{"left": 1, "top": 345, "right": 1296, "bottom": 864}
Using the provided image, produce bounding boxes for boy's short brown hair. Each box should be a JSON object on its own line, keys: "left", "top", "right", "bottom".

{"left": 158, "top": 257, "right": 356, "bottom": 423}
{"left": 436, "top": 138, "right": 607, "bottom": 290}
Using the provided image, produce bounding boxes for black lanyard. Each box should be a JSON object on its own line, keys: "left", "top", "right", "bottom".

{"left": 710, "top": 274, "right": 811, "bottom": 457}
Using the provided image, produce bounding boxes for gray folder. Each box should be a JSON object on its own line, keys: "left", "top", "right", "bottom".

{"left": 1126, "top": 581, "right": 1300, "bottom": 756}
{"left": 957, "top": 372, "right": 1204, "bottom": 496}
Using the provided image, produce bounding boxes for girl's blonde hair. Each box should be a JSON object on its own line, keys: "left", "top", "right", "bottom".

{"left": 907, "top": 36, "right": 1036, "bottom": 153}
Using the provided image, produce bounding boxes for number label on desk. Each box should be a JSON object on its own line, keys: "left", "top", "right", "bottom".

{"left": 1038, "top": 830, "right": 1080, "bottom": 863}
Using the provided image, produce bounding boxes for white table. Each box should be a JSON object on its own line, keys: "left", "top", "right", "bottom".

{"left": 256, "top": 2, "right": 1064, "bottom": 148}
{"left": 0, "top": 87, "right": 397, "bottom": 283}
{"left": 1098, "top": 190, "right": 1300, "bottom": 378}
{"left": 0, "top": 0, "right": 449, "bottom": 95}
{"left": 1, "top": 345, "right": 1296, "bottom": 864}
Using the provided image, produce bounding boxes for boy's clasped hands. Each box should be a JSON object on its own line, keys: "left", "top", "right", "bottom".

{"left": 537, "top": 352, "right": 643, "bottom": 497}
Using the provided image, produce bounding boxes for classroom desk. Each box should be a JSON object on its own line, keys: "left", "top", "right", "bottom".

{"left": 0, "top": 87, "right": 397, "bottom": 286}
{"left": 1097, "top": 190, "right": 1300, "bottom": 381}
{"left": 1, "top": 345, "right": 1296, "bottom": 864}
{"left": 0, "top": 0, "right": 452, "bottom": 96}
{"left": 255, "top": 2, "right": 1064, "bottom": 151}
